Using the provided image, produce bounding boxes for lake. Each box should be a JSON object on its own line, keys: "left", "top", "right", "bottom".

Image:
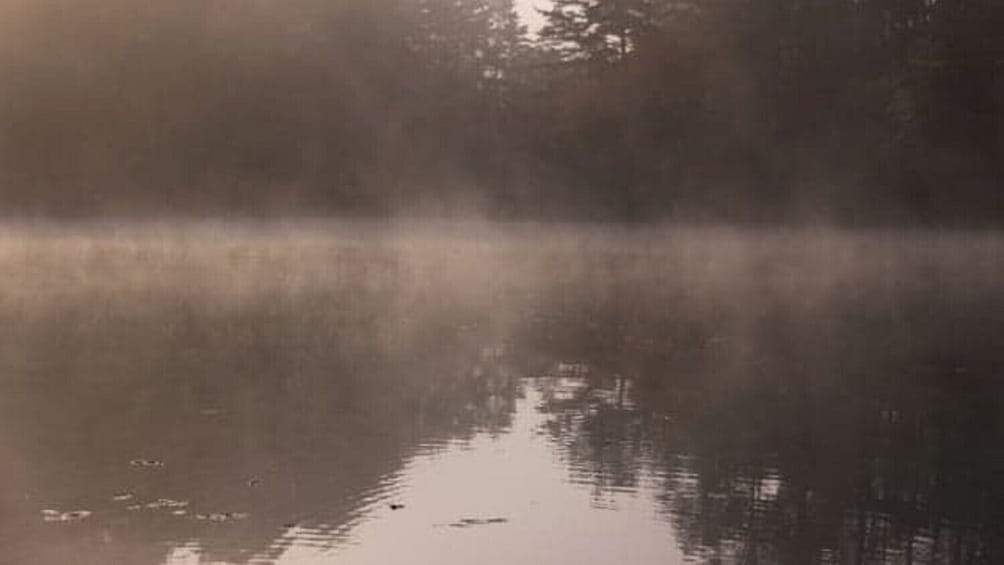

{"left": 1, "top": 223, "right": 1002, "bottom": 564}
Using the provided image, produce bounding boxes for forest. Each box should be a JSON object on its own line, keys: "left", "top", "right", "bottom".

{"left": 0, "top": 0, "right": 1001, "bottom": 224}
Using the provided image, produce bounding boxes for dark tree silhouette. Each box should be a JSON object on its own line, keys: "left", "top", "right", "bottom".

{"left": 0, "top": 0, "right": 1002, "bottom": 223}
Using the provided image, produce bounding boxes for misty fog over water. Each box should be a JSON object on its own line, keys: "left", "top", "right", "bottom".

{"left": 0, "top": 223, "right": 1002, "bottom": 564}
{"left": 2, "top": 0, "right": 1004, "bottom": 563}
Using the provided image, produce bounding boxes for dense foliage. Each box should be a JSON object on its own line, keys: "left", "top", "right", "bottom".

{"left": 0, "top": 0, "right": 1001, "bottom": 223}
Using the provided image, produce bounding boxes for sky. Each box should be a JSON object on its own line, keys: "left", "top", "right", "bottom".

{"left": 515, "top": 0, "right": 548, "bottom": 34}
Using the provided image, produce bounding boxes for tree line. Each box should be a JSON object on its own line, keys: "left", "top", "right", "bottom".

{"left": 0, "top": 0, "right": 1001, "bottom": 223}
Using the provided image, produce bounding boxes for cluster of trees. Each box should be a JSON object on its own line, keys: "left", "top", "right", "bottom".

{"left": 530, "top": 0, "right": 1004, "bottom": 223}
{"left": 0, "top": 0, "right": 1001, "bottom": 223}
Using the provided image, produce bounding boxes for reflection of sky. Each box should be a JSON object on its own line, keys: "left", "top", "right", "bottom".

{"left": 173, "top": 381, "right": 681, "bottom": 565}
{"left": 516, "top": 0, "right": 549, "bottom": 34}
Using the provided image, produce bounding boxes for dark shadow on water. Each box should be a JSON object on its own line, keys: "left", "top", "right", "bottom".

{"left": 518, "top": 241, "right": 1004, "bottom": 564}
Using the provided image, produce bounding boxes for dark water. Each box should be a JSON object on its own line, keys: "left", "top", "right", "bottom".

{"left": 1, "top": 225, "right": 1003, "bottom": 564}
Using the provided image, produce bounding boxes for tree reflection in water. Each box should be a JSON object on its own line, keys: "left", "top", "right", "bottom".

{"left": 0, "top": 228, "right": 1001, "bottom": 564}
{"left": 520, "top": 247, "right": 1004, "bottom": 564}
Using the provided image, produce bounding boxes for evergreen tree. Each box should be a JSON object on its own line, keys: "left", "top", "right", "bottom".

{"left": 539, "top": 0, "right": 670, "bottom": 63}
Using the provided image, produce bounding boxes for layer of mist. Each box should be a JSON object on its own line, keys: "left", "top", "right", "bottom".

{"left": 1, "top": 225, "right": 1002, "bottom": 564}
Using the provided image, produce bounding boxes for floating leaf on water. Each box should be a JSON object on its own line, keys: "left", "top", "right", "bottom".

{"left": 146, "top": 498, "right": 189, "bottom": 510}
{"left": 42, "top": 509, "right": 92, "bottom": 523}
{"left": 194, "top": 512, "right": 249, "bottom": 522}
{"left": 111, "top": 493, "right": 134, "bottom": 502}
{"left": 449, "top": 517, "right": 508, "bottom": 528}
{"left": 61, "top": 510, "right": 92, "bottom": 522}
{"left": 129, "top": 459, "right": 164, "bottom": 469}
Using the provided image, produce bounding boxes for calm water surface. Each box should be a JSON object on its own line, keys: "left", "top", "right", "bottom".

{"left": 1, "top": 224, "right": 1003, "bottom": 564}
